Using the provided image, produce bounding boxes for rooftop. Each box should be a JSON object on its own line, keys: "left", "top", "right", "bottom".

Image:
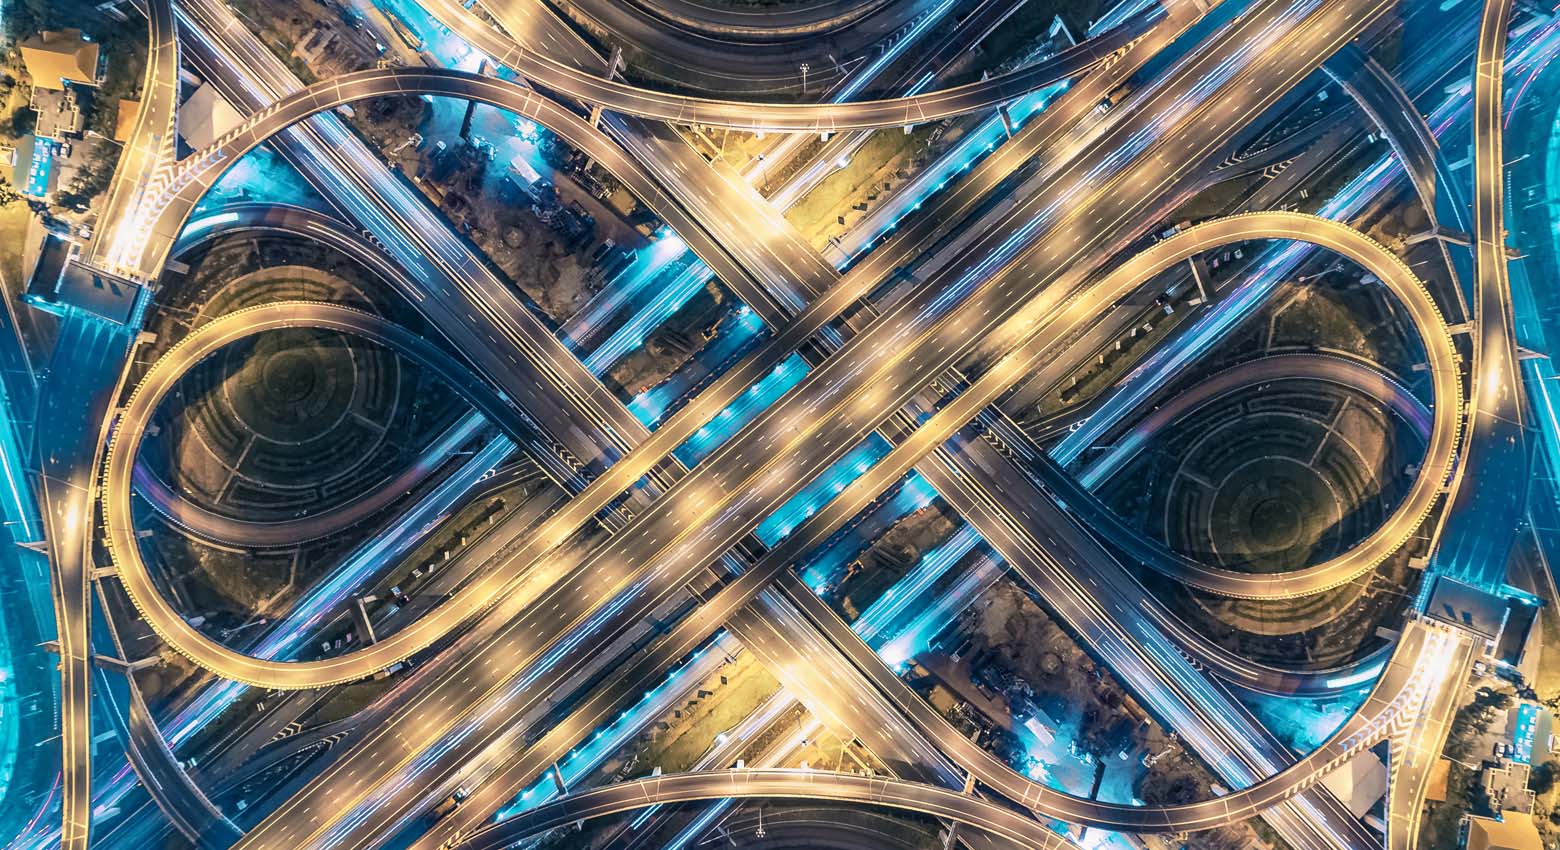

{"left": 1466, "top": 811, "right": 1543, "bottom": 850}
{"left": 113, "top": 99, "right": 142, "bottom": 143}
{"left": 30, "top": 87, "right": 84, "bottom": 140}
{"left": 19, "top": 29, "right": 101, "bottom": 90}
{"left": 1425, "top": 576, "right": 1510, "bottom": 644}
{"left": 178, "top": 82, "right": 244, "bottom": 151}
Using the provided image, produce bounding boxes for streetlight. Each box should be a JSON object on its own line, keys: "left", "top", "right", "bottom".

{"left": 800, "top": 63, "right": 810, "bottom": 96}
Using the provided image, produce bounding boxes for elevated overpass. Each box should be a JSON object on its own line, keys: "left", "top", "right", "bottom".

{"left": 451, "top": 620, "right": 1473, "bottom": 847}
{"left": 42, "top": 6, "right": 1510, "bottom": 848}
{"left": 412, "top": 0, "right": 1157, "bottom": 131}
{"left": 97, "top": 0, "right": 1456, "bottom": 697}
{"left": 1430, "top": 0, "right": 1529, "bottom": 595}
{"left": 101, "top": 301, "right": 526, "bottom": 687}
{"left": 85, "top": 0, "right": 180, "bottom": 277}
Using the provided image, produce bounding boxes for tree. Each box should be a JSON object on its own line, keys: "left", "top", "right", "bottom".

{"left": 1138, "top": 764, "right": 1202, "bottom": 806}
{"left": 54, "top": 144, "right": 118, "bottom": 210}
{"left": 11, "top": 108, "right": 35, "bottom": 138}
{"left": 1531, "top": 760, "right": 1558, "bottom": 796}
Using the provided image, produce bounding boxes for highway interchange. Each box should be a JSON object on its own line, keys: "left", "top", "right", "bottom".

{"left": 8, "top": 0, "right": 1558, "bottom": 848}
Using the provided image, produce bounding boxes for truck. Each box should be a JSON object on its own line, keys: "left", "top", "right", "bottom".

{"left": 429, "top": 788, "right": 470, "bottom": 820}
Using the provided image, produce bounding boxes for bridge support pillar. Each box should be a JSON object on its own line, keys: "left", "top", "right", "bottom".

{"left": 93, "top": 653, "right": 159, "bottom": 674}
{"left": 353, "top": 597, "right": 377, "bottom": 644}
{"left": 1405, "top": 226, "right": 1473, "bottom": 247}
{"left": 1188, "top": 255, "right": 1213, "bottom": 303}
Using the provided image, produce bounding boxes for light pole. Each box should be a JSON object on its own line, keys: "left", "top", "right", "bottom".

{"left": 800, "top": 63, "right": 810, "bottom": 96}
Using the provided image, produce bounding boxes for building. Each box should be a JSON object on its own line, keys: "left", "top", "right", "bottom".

{"left": 1465, "top": 812, "right": 1543, "bottom": 850}
{"left": 113, "top": 99, "right": 142, "bottom": 143}
{"left": 1425, "top": 577, "right": 1530, "bottom": 657}
{"left": 13, "top": 29, "right": 103, "bottom": 203}
{"left": 1319, "top": 751, "right": 1388, "bottom": 818}
{"left": 178, "top": 83, "right": 243, "bottom": 151}
{"left": 25, "top": 233, "right": 147, "bottom": 325}
{"left": 19, "top": 29, "right": 102, "bottom": 90}
{"left": 1482, "top": 761, "right": 1535, "bottom": 815}
{"left": 31, "top": 87, "right": 84, "bottom": 139}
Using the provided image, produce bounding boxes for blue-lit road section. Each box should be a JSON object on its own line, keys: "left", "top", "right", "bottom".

{"left": 878, "top": 550, "right": 1005, "bottom": 671}
{"left": 1507, "top": 17, "right": 1560, "bottom": 606}
{"left": 564, "top": 231, "right": 688, "bottom": 353}
{"left": 375, "top": 0, "right": 482, "bottom": 70}
{"left": 755, "top": 436, "right": 893, "bottom": 546}
{"left": 0, "top": 253, "right": 84, "bottom": 848}
{"left": 837, "top": 0, "right": 960, "bottom": 102}
{"left": 626, "top": 305, "right": 766, "bottom": 427}
{"left": 799, "top": 472, "right": 941, "bottom": 590}
{"left": 583, "top": 261, "right": 714, "bottom": 377}
{"left": 674, "top": 353, "right": 810, "bottom": 467}
{"left": 1427, "top": 0, "right": 1530, "bottom": 599}
{"left": 850, "top": 522, "right": 982, "bottom": 645}
{"left": 1500, "top": 14, "right": 1560, "bottom": 593}
{"left": 0, "top": 246, "right": 52, "bottom": 847}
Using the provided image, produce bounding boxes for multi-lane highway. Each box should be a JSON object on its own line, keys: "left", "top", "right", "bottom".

{"left": 453, "top": 618, "right": 1474, "bottom": 845}
{"left": 1431, "top": 0, "right": 1530, "bottom": 595}
{"left": 415, "top": 0, "right": 1159, "bottom": 130}
{"left": 85, "top": 0, "right": 180, "bottom": 275}
{"left": 167, "top": 0, "right": 1416, "bottom": 835}
{"left": 537, "top": 0, "right": 937, "bottom": 92}
{"left": 30, "top": 1, "right": 1540, "bottom": 848}
{"left": 107, "top": 0, "right": 1191, "bottom": 687}
{"left": 37, "top": 316, "right": 139, "bottom": 850}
